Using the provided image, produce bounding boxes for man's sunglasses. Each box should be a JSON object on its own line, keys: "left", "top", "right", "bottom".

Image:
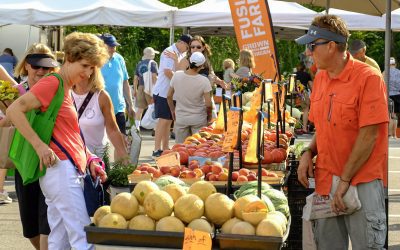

{"left": 30, "top": 65, "right": 51, "bottom": 70}
{"left": 190, "top": 45, "right": 202, "bottom": 49}
{"left": 306, "top": 41, "right": 331, "bottom": 52}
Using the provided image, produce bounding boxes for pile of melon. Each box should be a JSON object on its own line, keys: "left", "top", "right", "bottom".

{"left": 93, "top": 180, "right": 218, "bottom": 234}
{"left": 93, "top": 179, "right": 288, "bottom": 238}
{"left": 221, "top": 194, "right": 288, "bottom": 237}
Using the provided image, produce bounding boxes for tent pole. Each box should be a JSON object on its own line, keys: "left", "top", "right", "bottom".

{"left": 384, "top": 1, "right": 391, "bottom": 249}
{"left": 25, "top": 25, "right": 32, "bottom": 51}
{"left": 169, "top": 27, "right": 174, "bottom": 46}
{"left": 326, "top": 0, "right": 330, "bottom": 13}
{"left": 384, "top": 1, "right": 391, "bottom": 85}
{"left": 169, "top": 10, "right": 175, "bottom": 46}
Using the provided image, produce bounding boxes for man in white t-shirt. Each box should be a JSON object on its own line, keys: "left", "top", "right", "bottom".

{"left": 152, "top": 34, "right": 191, "bottom": 157}
{"left": 167, "top": 52, "right": 212, "bottom": 143}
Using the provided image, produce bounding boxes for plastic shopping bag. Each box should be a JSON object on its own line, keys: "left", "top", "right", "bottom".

{"left": 141, "top": 104, "right": 158, "bottom": 130}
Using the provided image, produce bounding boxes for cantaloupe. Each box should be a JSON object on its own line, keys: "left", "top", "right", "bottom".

{"left": 221, "top": 217, "right": 242, "bottom": 234}
{"left": 231, "top": 221, "right": 255, "bottom": 235}
{"left": 233, "top": 195, "right": 260, "bottom": 220}
{"left": 143, "top": 190, "right": 174, "bottom": 220}
{"left": 256, "top": 218, "right": 284, "bottom": 237}
{"left": 128, "top": 215, "right": 155, "bottom": 231}
{"left": 242, "top": 200, "right": 269, "bottom": 226}
{"left": 174, "top": 194, "right": 204, "bottom": 223}
{"left": 98, "top": 213, "right": 127, "bottom": 229}
{"left": 110, "top": 192, "right": 139, "bottom": 220}
{"left": 205, "top": 193, "right": 234, "bottom": 226}
{"left": 267, "top": 212, "right": 287, "bottom": 232}
{"left": 133, "top": 180, "right": 160, "bottom": 204}
{"left": 188, "top": 218, "right": 214, "bottom": 233}
{"left": 188, "top": 181, "right": 216, "bottom": 202}
{"left": 156, "top": 216, "right": 185, "bottom": 232}
{"left": 162, "top": 183, "right": 187, "bottom": 203}
{"left": 93, "top": 206, "right": 111, "bottom": 226}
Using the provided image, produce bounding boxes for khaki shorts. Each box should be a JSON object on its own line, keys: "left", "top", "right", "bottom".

{"left": 135, "top": 85, "right": 153, "bottom": 109}
{"left": 174, "top": 121, "right": 207, "bottom": 144}
{"left": 312, "top": 179, "right": 386, "bottom": 250}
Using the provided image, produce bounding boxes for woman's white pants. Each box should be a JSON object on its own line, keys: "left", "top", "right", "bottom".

{"left": 40, "top": 160, "right": 93, "bottom": 250}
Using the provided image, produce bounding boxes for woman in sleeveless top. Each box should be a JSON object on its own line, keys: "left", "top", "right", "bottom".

{"left": 72, "top": 68, "right": 129, "bottom": 162}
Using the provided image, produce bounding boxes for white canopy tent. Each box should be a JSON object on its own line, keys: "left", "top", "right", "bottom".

{"left": 0, "top": 0, "right": 176, "bottom": 28}
{"left": 385, "top": 8, "right": 400, "bottom": 31}
{"left": 174, "top": 0, "right": 316, "bottom": 30}
{"left": 322, "top": 8, "right": 385, "bottom": 31}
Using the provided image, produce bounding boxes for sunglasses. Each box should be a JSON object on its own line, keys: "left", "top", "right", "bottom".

{"left": 30, "top": 65, "right": 51, "bottom": 70}
{"left": 190, "top": 45, "right": 202, "bottom": 49}
{"left": 306, "top": 40, "right": 331, "bottom": 52}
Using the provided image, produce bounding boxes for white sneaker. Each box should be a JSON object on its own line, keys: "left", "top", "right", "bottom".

{"left": 0, "top": 190, "right": 12, "bottom": 204}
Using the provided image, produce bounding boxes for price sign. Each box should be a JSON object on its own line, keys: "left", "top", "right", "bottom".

{"left": 289, "top": 74, "right": 295, "bottom": 93}
{"left": 222, "top": 108, "right": 240, "bottom": 153}
{"left": 182, "top": 227, "right": 212, "bottom": 250}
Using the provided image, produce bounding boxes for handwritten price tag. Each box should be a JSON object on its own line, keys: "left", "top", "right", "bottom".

{"left": 182, "top": 227, "right": 212, "bottom": 250}
{"left": 222, "top": 109, "right": 240, "bottom": 153}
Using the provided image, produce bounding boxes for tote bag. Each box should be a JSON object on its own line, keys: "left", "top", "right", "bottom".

{"left": 0, "top": 126, "right": 15, "bottom": 169}
{"left": 8, "top": 73, "right": 64, "bottom": 185}
{"left": 143, "top": 60, "right": 154, "bottom": 96}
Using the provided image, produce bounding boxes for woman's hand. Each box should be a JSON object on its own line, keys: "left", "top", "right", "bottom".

{"left": 36, "top": 142, "right": 58, "bottom": 171}
{"left": 89, "top": 160, "right": 107, "bottom": 183}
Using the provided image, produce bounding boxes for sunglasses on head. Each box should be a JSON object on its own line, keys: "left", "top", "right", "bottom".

{"left": 306, "top": 40, "right": 331, "bottom": 52}
{"left": 30, "top": 64, "right": 51, "bottom": 70}
{"left": 190, "top": 45, "right": 202, "bottom": 49}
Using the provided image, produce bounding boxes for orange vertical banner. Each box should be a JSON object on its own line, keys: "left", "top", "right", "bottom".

{"left": 228, "top": 0, "right": 280, "bottom": 80}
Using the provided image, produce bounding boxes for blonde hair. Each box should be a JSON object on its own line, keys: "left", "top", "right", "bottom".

{"left": 14, "top": 43, "right": 55, "bottom": 77}
{"left": 312, "top": 15, "right": 350, "bottom": 52}
{"left": 63, "top": 32, "right": 108, "bottom": 68}
{"left": 223, "top": 58, "right": 235, "bottom": 70}
{"left": 88, "top": 68, "right": 105, "bottom": 92}
{"left": 239, "top": 49, "right": 255, "bottom": 69}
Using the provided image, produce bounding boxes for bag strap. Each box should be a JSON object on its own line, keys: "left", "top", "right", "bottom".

{"left": 147, "top": 60, "right": 153, "bottom": 72}
{"left": 51, "top": 136, "right": 80, "bottom": 173}
{"left": 44, "top": 73, "right": 64, "bottom": 119}
{"left": 73, "top": 91, "right": 94, "bottom": 120}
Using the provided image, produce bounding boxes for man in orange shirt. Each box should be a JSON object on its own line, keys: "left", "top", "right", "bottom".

{"left": 296, "top": 15, "right": 388, "bottom": 249}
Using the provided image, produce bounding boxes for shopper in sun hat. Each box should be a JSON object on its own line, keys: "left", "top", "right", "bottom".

{"left": 132, "top": 47, "right": 159, "bottom": 130}
{"left": 0, "top": 43, "right": 58, "bottom": 250}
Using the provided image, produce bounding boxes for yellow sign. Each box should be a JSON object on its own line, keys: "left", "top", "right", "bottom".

{"left": 182, "top": 227, "right": 212, "bottom": 250}
{"left": 289, "top": 74, "right": 295, "bottom": 93}
{"left": 222, "top": 108, "right": 240, "bottom": 153}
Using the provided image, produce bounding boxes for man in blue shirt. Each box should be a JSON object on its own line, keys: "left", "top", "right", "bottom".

{"left": 100, "top": 34, "right": 134, "bottom": 135}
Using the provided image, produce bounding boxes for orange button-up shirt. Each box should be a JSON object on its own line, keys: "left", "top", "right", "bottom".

{"left": 309, "top": 53, "right": 388, "bottom": 195}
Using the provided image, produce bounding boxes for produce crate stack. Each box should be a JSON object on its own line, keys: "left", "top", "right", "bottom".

{"left": 283, "top": 153, "right": 314, "bottom": 250}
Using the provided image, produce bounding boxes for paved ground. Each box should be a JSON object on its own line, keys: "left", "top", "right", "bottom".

{"left": 0, "top": 130, "right": 399, "bottom": 249}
